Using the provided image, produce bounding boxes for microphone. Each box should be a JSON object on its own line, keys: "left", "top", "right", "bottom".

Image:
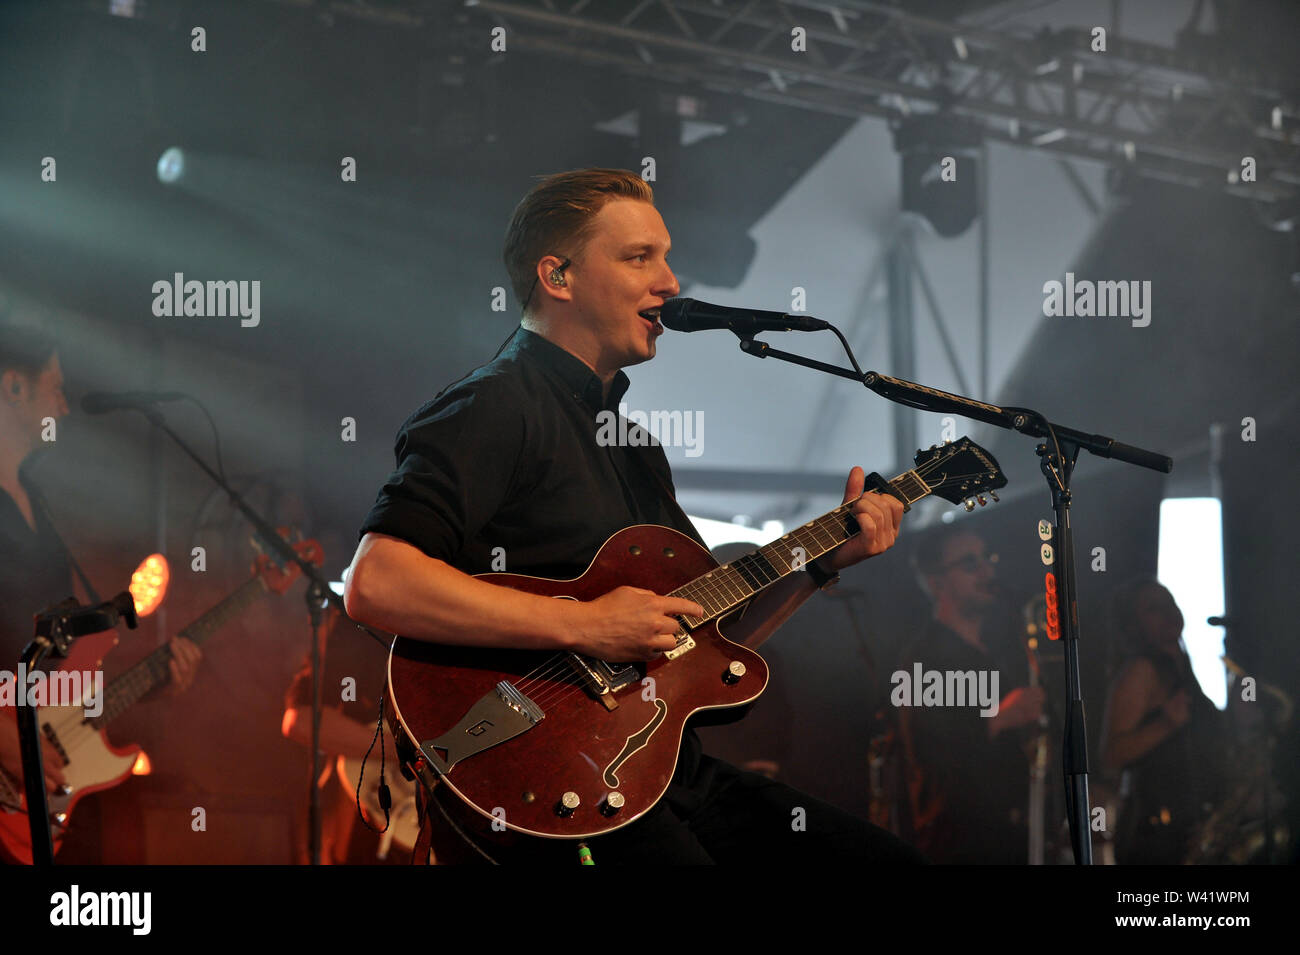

{"left": 81, "top": 391, "right": 188, "bottom": 414}
{"left": 660, "top": 298, "right": 830, "bottom": 334}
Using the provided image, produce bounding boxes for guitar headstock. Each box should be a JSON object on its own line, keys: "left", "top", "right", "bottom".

{"left": 913, "top": 437, "right": 1007, "bottom": 512}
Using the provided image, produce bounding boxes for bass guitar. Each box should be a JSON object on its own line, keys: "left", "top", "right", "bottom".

{"left": 0, "top": 535, "right": 321, "bottom": 864}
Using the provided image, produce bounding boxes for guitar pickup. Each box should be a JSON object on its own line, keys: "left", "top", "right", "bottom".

{"left": 565, "top": 654, "right": 643, "bottom": 699}
{"left": 593, "top": 660, "right": 641, "bottom": 691}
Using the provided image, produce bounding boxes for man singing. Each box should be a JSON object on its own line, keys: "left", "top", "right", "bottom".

{"left": 345, "top": 168, "right": 921, "bottom": 864}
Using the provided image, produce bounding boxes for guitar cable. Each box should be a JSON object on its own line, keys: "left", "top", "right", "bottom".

{"left": 425, "top": 783, "right": 501, "bottom": 865}
{"left": 354, "top": 684, "right": 392, "bottom": 835}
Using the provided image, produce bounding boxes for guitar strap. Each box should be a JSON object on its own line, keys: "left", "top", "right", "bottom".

{"left": 411, "top": 787, "right": 434, "bottom": 866}
{"left": 627, "top": 444, "right": 751, "bottom": 619}
{"left": 26, "top": 480, "right": 103, "bottom": 605}
{"left": 627, "top": 443, "right": 702, "bottom": 546}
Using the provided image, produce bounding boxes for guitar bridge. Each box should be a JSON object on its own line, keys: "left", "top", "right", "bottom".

{"left": 664, "top": 617, "right": 695, "bottom": 660}
{"left": 664, "top": 634, "right": 695, "bottom": 660}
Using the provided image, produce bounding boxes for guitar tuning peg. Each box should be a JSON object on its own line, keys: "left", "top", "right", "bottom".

{"left": 977, "top": 495, "right": 987, "bottom": 506}
{"left": 929, "top": 444, "right": 938, "bottom": 450}
{"left": 990, "top": 490, "right": 999, "bottom": 502}
{"left": 964, "top": 499, "right": 976, "bottom": 512}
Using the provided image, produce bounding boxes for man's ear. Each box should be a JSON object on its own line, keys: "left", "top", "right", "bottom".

{"left": 1, "top": 368, "right": 27, "bottom": 403}
{"left": 536, "top": 255, "right": 574, "bottom": 306}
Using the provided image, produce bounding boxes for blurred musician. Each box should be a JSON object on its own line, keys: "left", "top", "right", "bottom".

{"left": 898, "top": 528, "right": 1043, "bottom": 863}
{"left": 1100, "top": 579, "right": 1229, "bottom": 864}
{"left": 0, "top": 319, "right": 200, "bottom": 863}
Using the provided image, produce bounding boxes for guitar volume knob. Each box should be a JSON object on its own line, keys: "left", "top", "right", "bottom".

{"left": 602, "top": 792, "right": 625, "bottom": 816}
{"left": 556, "top": 792, "right": 580, "bottom": 816}
{"left": 723, "top": 661, "right": 746, "bottom": 685}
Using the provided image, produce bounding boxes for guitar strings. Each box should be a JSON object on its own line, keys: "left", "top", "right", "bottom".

{"left": 37, "top": 651, "right": 176, "bottom": 765}
{"left": 515, "top": 458, "right": 995, "bottom": 711}
{"left": 519, "top": 461, "right": 995, "bottom": 710}
{"left": 519, "top": 516, "right": 868, "bottom": 708}
{"left": 515, "top": 520, "right": 825, "bottom": 705}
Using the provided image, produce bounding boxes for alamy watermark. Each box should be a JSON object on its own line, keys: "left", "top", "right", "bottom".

{"left": 151, "top": 273, "right": 260, "bottom": 327}
{"left": 596, "top": 404, "right": 704, "bottom": 458}
{"left": 1042, "top": 272, "right": 1151, "bottom": 327}
{"left": 0, "top": 666, "right": 104, "bottom": 717}
{"left": 49, "top": 885, "right": 151, "bottom": 935}
{"left": 890, "top": 663, "right": 1000, "bottom": 716}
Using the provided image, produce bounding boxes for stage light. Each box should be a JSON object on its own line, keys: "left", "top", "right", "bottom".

{"left": 893, "top": 115, "right": 981, "bottom": 237}
{"left": 129, "top": 554, "right": 170, "bottom": 616}
{"left": 156, "top": 147, "right": 185, "bottom": 185}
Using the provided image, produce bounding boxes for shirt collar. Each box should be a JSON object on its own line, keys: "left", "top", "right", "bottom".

{"left": 511, "top": 327, "right": 630, "bottom": 413}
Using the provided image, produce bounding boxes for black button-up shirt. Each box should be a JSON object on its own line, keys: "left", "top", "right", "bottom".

{"left": 897, "top": 619, "right": 1030, "bottom": 863}
{"left": 359, "top": 326, "right": 709, "bottom": 785}
{"left": 360, "top": 327, "right": 706, "bottom": 576}
{"left": 1, "top": 476, "right": 75, "bottom": 668}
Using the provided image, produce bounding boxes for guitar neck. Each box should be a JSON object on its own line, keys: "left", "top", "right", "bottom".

{"left": 92, "top": 574, "right": 268, "bottom": 728}
{"left": 672, "top": 467, "right": 934, "bottom": 621}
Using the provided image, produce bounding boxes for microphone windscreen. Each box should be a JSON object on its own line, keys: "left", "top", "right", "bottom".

{"left": 659, "top": 298, "right": 696, "bottom": 332}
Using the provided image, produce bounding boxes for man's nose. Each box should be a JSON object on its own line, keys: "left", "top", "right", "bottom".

{"left": 657, "top": 263, "right": 680, "bottom": 298}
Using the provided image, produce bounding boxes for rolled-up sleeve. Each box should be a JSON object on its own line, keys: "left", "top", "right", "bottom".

{"left": 359, "top": 372, "right": 526, "bottom": 562}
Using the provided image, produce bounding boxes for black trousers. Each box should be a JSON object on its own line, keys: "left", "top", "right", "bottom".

{"left": 426, "top": 755, "right": 926, "bottom": 865}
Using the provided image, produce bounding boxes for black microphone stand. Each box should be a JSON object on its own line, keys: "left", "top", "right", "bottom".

{"left": 733, "top": 327, "right": 1171, "bottom": 864}
{"left": 124, "top": 403, "right": 389, "bottom": 866}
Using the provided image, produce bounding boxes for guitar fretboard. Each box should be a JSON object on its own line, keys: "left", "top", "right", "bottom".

{"left": 91, "top": 575, "right": 268, "bottom": 728}
{"left": 670, "top": 469, "right": 932, "bottom": 625}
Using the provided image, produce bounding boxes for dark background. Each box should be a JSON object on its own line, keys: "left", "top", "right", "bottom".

{"left": 1, "top": 0, "right": 1296, "bottom": 863}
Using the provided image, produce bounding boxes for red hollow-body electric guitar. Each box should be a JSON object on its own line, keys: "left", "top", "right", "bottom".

{"left": 388, "top": 438, "right": 1006, "bottom": 841}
